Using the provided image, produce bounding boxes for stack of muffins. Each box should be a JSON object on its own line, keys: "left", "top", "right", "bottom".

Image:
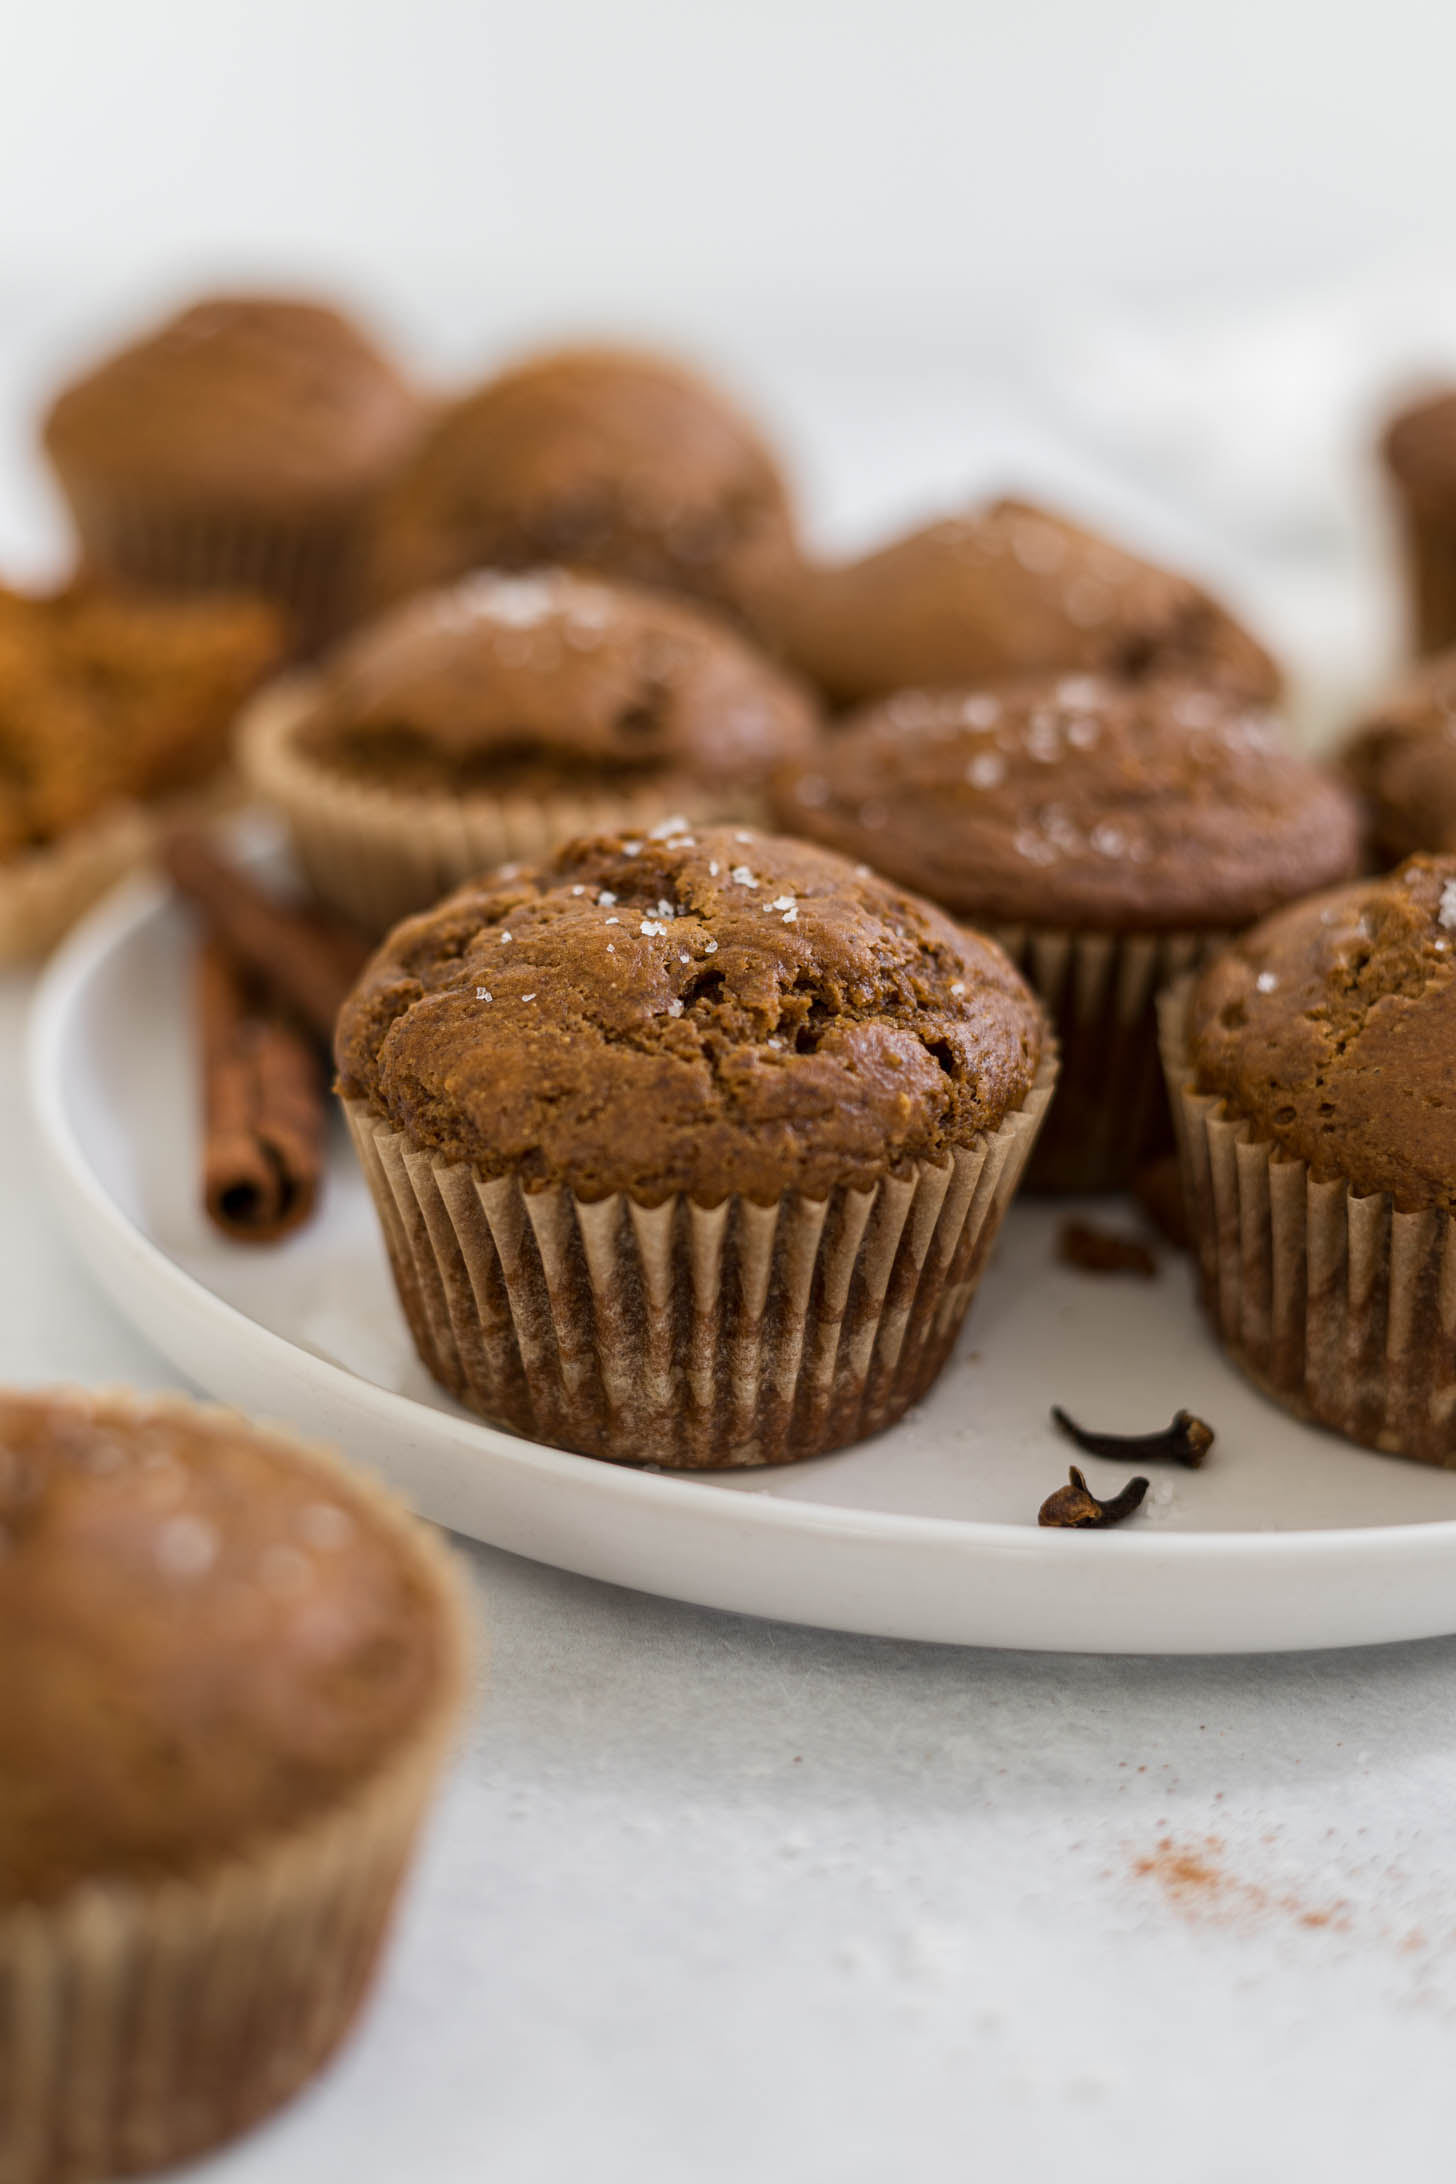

{"left": 14, "top": 283, "right": 1456, "bottom": 2176}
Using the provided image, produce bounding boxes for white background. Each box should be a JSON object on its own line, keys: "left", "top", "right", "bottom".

{"left": 3, "top": 0, "right": 1456, "bottom": 710}
{"left": 1, "top": 0, "right": 1453, "bottom": 323}
{"left": 9, "top": 9, "right": 1456, "bottom": 2181}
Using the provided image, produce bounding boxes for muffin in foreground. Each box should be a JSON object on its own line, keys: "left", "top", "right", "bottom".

{"left": 366, "top": 343, "right": 801, "bottom": 622}
{"left": 335, "top": 825, "right": 1053, "bottom": 1466}
{"left": 0, "top": 584, "right": 282, "bottom": 961}
{"left": 777, "top": 672, "right": 1361, "bottom": 1190}
{"left": 0, "top": 1385, "right": 468, "bottom": 2183}
{"left": 42, "top": 293, "right": 423, "bottom": 650}
{"left": 758, "top": 498, "right": 1280, "bottom": 709}
{"left": 1340, "top": 646, "right": 1456, "bottom": 864}
{"left": 1162, "top": 856, "right": 1456, "bottom": 1465}
{"left": 1380, "top": 388, "right": 1456, "bottom": 657}
{"left": 242, "top": 567, "right": 820, "bottom": 934}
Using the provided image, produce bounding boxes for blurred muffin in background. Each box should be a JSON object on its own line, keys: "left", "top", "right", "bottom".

{"left": 0, "top": 1384, "right": 468, "bottom": 2183}
{"left": 776, "top": 669, "right": 1359, "bottom": 1190}
{"left": 1381, "top": 387, "right": 1456, "bottom": 659}
{"left": 1341, "top": 647, "right": 1456, "bottom": 864}
{"left": 241, "top": 566, "right": 820, "bottom": 934}
{"left": 367, "top": 344, "right": 801, "bottom": 623}
{"left": 43, "top": 294, "right": 423, "bottom": 652}
{"left": 0, "top": 584, "right": 282, "bottom": 960}
{"left": 756, "top": 498, "right": 1281, "bottom": 711}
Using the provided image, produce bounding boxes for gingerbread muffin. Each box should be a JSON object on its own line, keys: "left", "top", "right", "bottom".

{"left": 1162, "top": 856, "right": 1456, "bottom": 1464}
{"left": 777, "top": 672, "right": 1361, "bottom": 1190}
{"left": 335, "top": 824, "right": 1054, "bottom": 1467}
{"left": 43, "top": 294, "right": 423, "bottom": 649}
{"left": 0, "top": 584, "right": 282, "bottom": 960}
{"left": 367, "top": 343, "right": 800, "bottom": 622}
{"left": 243, "top": 567, "right": 820, "bottom": 933}
{"left": 1380, "top": 388, "right": 1456, "bottom": 657}
{"left": 0, "top": 1386, "right": 468, "bottom": 2183}
{"left": 759, "top": 498, "right": 1280, "bottom": 711}
{"left": 1340, "top": 646, "right": 1456, "bottom": 864}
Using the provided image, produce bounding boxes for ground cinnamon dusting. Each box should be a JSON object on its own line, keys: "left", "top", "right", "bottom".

{"left": 1133, "top": 1836, "right": 1351, "bottom": 1932}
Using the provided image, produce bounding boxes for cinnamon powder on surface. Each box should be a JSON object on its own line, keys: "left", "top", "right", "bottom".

{"left": 1133, "top": 1836, "right": 1350, "bottom": 1932}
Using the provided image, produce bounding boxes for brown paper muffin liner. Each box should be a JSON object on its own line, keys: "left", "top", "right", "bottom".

{"left": 57, "top": 479, "right": 366, "bottom": 656}
{"left": 0, "top": 777, "right": 248, "bottom": 967}
{"left": 0, "top": 1389, "right": 471, "bottom": 2184}
{"left": 1393, "top": 499, "right": 1456, "bottom": 658}
{"left": 984, "top": 921, "right": 1226, "bottom": 1194}
{"left": 241, "top": 676, "right": 775, "bottom": 936}
{"left": 0, "top": 804, "right": 154, "bottom": 966}
{"left": 1159, "top": 978, "right": 1456, "bottom": 1466}
{"left": 342, "top": 1044, "right": 1056, "bottom": 1469}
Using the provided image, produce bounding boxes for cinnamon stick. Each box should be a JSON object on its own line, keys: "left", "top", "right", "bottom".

{"left": 197, "top": 938, "right": 325, "bottom": 1243}
{"left": 162, "top": 826, "right": 370, "bottom": 1045}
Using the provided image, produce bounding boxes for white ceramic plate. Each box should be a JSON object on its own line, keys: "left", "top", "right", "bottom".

{"left": 27, "top": 852, "right": 1456, "bottom": 1654}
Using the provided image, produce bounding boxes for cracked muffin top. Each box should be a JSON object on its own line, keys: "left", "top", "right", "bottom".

{"left": 1340, "top": 648, "right": 1456, "bottom": 864}
{"left": 285, "top": 568, "right": 818, "bottom": 799}
{"left": 43, "top": 293, "right": 422, "bottom": 505}
{"left": 766, "top": 498, "right": 1280, "bottom": 709}
{"left": 1185, "top": 856, "right": 1456, "bottom": 1213}
{"left": 367, "top": 344, "right": 800, "bottom": 619}
{"left": 0, "top": 1388, "right": 461, "bottom": 1908}
{"left": 335, "top": 822, "right": 1046, "bottom": 1205}
{"left": 775, "top": 671, "right": 1360, "bottom": 932}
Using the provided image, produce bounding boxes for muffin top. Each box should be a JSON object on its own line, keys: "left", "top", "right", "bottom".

{"left": 335, "top": 823, "right": 1046, "bottom": 1205}
{"left": 0, "top": 584, "right": 281, "bottom": 858}
{"left": 1381, "top": 388, "right": 1456, "bottom": 500}
{"left": 1185, "top": 856, "right": 1456, "bottom": 1213}
{"left": 367, "top": 344, "right": 799, "bottom": 617}
{"left": 43, "top": 294, "right": 421, "bottom": 504}
{"left": 0, "top": 1389, "right": 461, "bottom": 1908}
{"left": 776, "top": 672, "right": 1360, "bottom": 932}
{"left": 767, "top": 498, "right": 1280, "bottom": 709}
{"left": 286, "top": 568, "right": 818, "bottom": 798}
{"left": 1341, "top": 648, "right": 1456, "bottom": 863}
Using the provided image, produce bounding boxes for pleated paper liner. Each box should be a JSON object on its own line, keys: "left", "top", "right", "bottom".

{"left": 57, "top": 479, "right": 366, "bottom": 656}
{"left": 0, "top": 773, "right": 252, "bottom": 968}
{"left": 240, "top": 676, "right": 775, "bottom": 937}
{"left": 985, "top": 920, "right": 1226, "bottom": 1193}
{"left": 0, "top": 1391, "right": 471, "bottom": 2184}
{"left": 0, "top": 804, "right": 154, "bottom": 966}
{"left": 1391, "top": 494, "right": 1456, "bottom": 657}
{"left": 342, "top": 1044, "right": 1056, "bottom": 1469}
{"left": 1159, "top": 978, "right": 1456, "bottom": 1466}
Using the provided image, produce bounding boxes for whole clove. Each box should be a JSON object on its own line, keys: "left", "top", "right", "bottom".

{"left": 1131, "top": 1153, "right": 1190, "bottom": 1252}
{"left": 1038, "top": 1466, "right": 1149, "bottom": 1530}
{"left": 1051, "top": 1404, "right": 1214, "bottom": 1469}
{"left": 1056, "top": 1219, "right": 1158, "bottom": 1278}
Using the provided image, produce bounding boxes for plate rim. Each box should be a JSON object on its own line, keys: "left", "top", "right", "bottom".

{"left": 27, "top": 864, "right": 1456, "bottom": 1653}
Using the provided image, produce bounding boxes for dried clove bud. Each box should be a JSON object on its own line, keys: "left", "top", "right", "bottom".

{"left": 1038, "top": 1465, "right": 1149, "bottom": 1530}
{"left": 1056, "top": 1219, "right": 1158, "bottom": 1278}
{"left": 1131, "top": 1154, "right": 1190, "bottom": 1251}
{"left": 1052, "top": 1405, "right": 1214, "bottom": 1469}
